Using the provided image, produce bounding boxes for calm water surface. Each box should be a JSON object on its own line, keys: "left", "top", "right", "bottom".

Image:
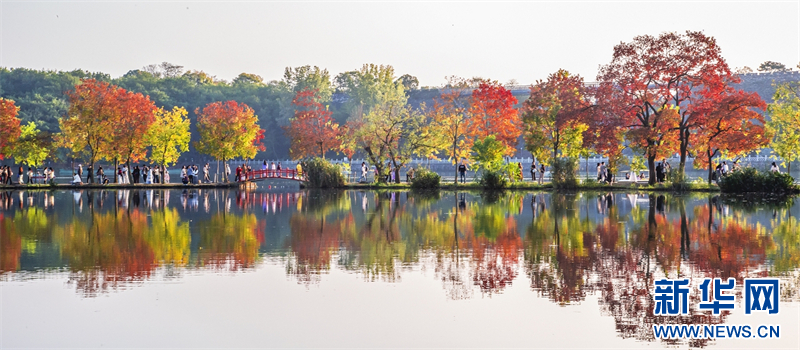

{"left": 1, "top": 185, "right": 799, "bottom": 349}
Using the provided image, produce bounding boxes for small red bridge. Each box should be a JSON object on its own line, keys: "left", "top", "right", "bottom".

{"left": 240, "top": 169, "right": 306, "bottom": 182}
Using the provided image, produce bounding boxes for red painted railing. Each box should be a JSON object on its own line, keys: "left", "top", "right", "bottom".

{"left": 240, "top": 169, "right": 304, "bottom": 182}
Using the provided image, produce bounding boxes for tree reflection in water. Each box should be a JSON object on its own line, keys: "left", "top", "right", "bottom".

{"left": 2, "top": 188, "right": 799, "bottom": 346}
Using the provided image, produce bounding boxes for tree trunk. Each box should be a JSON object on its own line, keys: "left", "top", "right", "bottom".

{"left": 647, "top": 153, "right": 656, "bottom": 185}
{"left": 707, "top": 150, "right": 714, "bottom": 184}
{"left": 127, "top": 159, "right": 133, "bottom": 184}
{"left": 678, "top": 126, "right": 689, "bottom": 182}
{"left": 114, "top": 158, "right": 118, "bottom": 184}
{"left": 453, "top": 141, "right": 458, "bottom": 185}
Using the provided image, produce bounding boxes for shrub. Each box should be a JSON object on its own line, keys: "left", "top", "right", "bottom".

{"left": 505, "top": 163, "right": 522, "bottom": 182}
{"left": 479, "top": 170, "right": 508, "bottom": 189}
{"left": 303, "top": 158, "right": 345, "bottom": 188}
{"left": 718, "top": 167, "right": 795, "bottom": 194}
{"left": 551, "top": 158, "right": 579, "bottom": 189}
{"left": 410, "top": 168, "right": 441, "bottom": 189}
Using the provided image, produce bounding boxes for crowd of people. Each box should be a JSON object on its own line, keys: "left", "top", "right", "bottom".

{"left": 1, "top": 166, "right": 57, "bottom": 185}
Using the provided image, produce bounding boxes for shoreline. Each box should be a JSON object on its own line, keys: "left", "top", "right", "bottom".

{"left": 0, "top": 182, "right": 240, "bottom": 190}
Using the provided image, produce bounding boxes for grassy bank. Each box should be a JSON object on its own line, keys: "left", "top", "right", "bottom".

{"left": 308, "top": 180, "right": 725, "bottom": 192}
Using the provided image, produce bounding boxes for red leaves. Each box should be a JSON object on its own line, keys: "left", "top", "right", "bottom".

{"left": 0, "top": 98, "right": 21, "bottom": 160}
{"left": 691, "top": 89, "right": 768, "bottom": 171}
{"left": 467, "top": 82, "right": 521, "bottom": 155}
{"left": 283, "top": 89, "right": 341, "bottom": 159}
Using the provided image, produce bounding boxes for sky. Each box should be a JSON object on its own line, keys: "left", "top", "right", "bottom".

{"left": 2, "top": 0, "right": 798, "bottom": 87}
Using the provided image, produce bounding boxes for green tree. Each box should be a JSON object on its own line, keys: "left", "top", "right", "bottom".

{"left": 12, "top": 121, "right": 50, "bottom": 168}
{"left": 283, "top": 65, "right": 333, "bottom": 103}
{"left": 335, "top": 64, "right": 406, "bottom": 118}
{"left": 767, "top": 82, "right": 800, "bottom": 173}
{"left": 758, "top": 61, "right": 788, "bottom": 72}
{"left": 471, "top": 136, "right": 505, "bottom": 173}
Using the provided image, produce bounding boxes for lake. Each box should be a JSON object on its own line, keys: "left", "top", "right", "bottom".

{"left": 1, "top": 185, "right": 798, "bottom": 348}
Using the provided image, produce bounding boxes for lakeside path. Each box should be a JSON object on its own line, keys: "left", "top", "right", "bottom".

{"left": 0, "top": 182, "right": 240, "bottom": 190}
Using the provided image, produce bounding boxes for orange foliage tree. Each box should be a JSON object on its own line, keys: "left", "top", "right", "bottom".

{"left": 283, "top": 89, "right": 341, "bottom": 159}
{"left": 194, "top": 101, "right": 265, "bottom": 180}
{"left": 106, "top": 89, "right": 158, "bottom": 182}
{"left": 690, "top": 89, "right": 768, "bottom": 183}
{"left": 60, "top": 80, "right": 127, "bottom": 182}
{"left": 0, "top": 98, "right": 21, "bottom": 160}
{"left": 467, "top": 81, "right": 521, "bottom": 155}
{"left": 426, "top": 77, "right": 472, "bottom": 183}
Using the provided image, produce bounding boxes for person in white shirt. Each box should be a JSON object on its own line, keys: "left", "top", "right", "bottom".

{"left": 600, "top": 162, "right": 607, "bottom": 182}
{"left": 722, "top": 162, "right": 729, "bottom": 176}
{"left": 71, "top": 173, "right": 82, "bottom": 185}
{"left": 360, "top": 162, "right": 367, "bottom": 182}
{"left": 770, "top": 162, "right": 780, "bottom": 173}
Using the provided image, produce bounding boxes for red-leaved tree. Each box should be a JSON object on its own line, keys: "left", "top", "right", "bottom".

{"left": 467, "top": 82, "right": 521, "bottom": 156}
{"left": 596, "top": 31, "right": 733, "bottom": 184}
{"left": 691, "top": 89, "right": 768, "bottom": 183}
{"left": 0, "top": 98, "right": 21, "bottom": 160}
{"left": 283, "top": 89, "right": 341, "bottom": 159}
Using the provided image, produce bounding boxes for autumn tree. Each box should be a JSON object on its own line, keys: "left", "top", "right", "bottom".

{"left": 146, "top": 106, "right": 191, "bottom": 182}
{"left": 596, "top": 31, "right": 731, "bottom": 184}
{"left": 767, "top": 81, "right": 800, "bottom": 173}
{"left": 691, "top": 89, "right": 768, "bottom": 183}
{"left": 194, "top": 101, "right": 265, "bottom": 180}
{"left": 0, "top": 98, "right": 21, "bottom": 160}
{"left": 11, "top": 122, "right": 51, "bottom": 168}
{"left": 522, "top": 69, "right": 591, "bottom": 166}
{"left": 106, "top": 90, "right": 157, "bottom": 182}
{"left": 467, "top": 81, "right": 521, "bottom": 156}
{"left": 344, "top": 102, "right": 445, "bottom": 183}
{"left": 426, "top": 76, "right": 472, "bottom": 183}
{"left": 59, "top": 80, "right": 125, "bottom": 183}
{"left": 283, "top": 89, "right": 342, "bottom": 159}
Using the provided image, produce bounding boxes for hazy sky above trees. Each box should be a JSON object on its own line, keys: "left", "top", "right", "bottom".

{"left": 2, "top": 0, "right": 798, "bottom": 86}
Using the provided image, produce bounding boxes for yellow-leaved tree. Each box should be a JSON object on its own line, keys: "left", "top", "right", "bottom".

{"left": 145, "top": 107, "right": 191, "bottom": 182}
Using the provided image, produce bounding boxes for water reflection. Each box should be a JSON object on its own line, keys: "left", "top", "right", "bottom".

{"left": 1, "top": 188, "right": 799, "bottom": 346}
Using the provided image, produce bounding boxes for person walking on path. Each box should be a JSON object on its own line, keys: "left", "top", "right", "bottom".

{"left": 188, "top": 165, "right": 196, "bottom": 184}
{"left": 538, "top": 163, "right": 545, "bottom": 185}
{"left": 458, "top": 160, "right": 467, "bottom": 184}
{"left": 146, "top": 166, "right": 154, "bottom": 184}
{"left": 531, "top": 162, "right": 537, "bottom": 182}
{"left": 203, "top": 163, "right": 211, "bottom": 182}
{"left": 133, "top": 165, "right": 140, "bottom": 184}
{"left": 192, "top": 165, "right": 199, "bottom": 183}
{"left": 360, "top": 162, "right": 368, "bottom": 182}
